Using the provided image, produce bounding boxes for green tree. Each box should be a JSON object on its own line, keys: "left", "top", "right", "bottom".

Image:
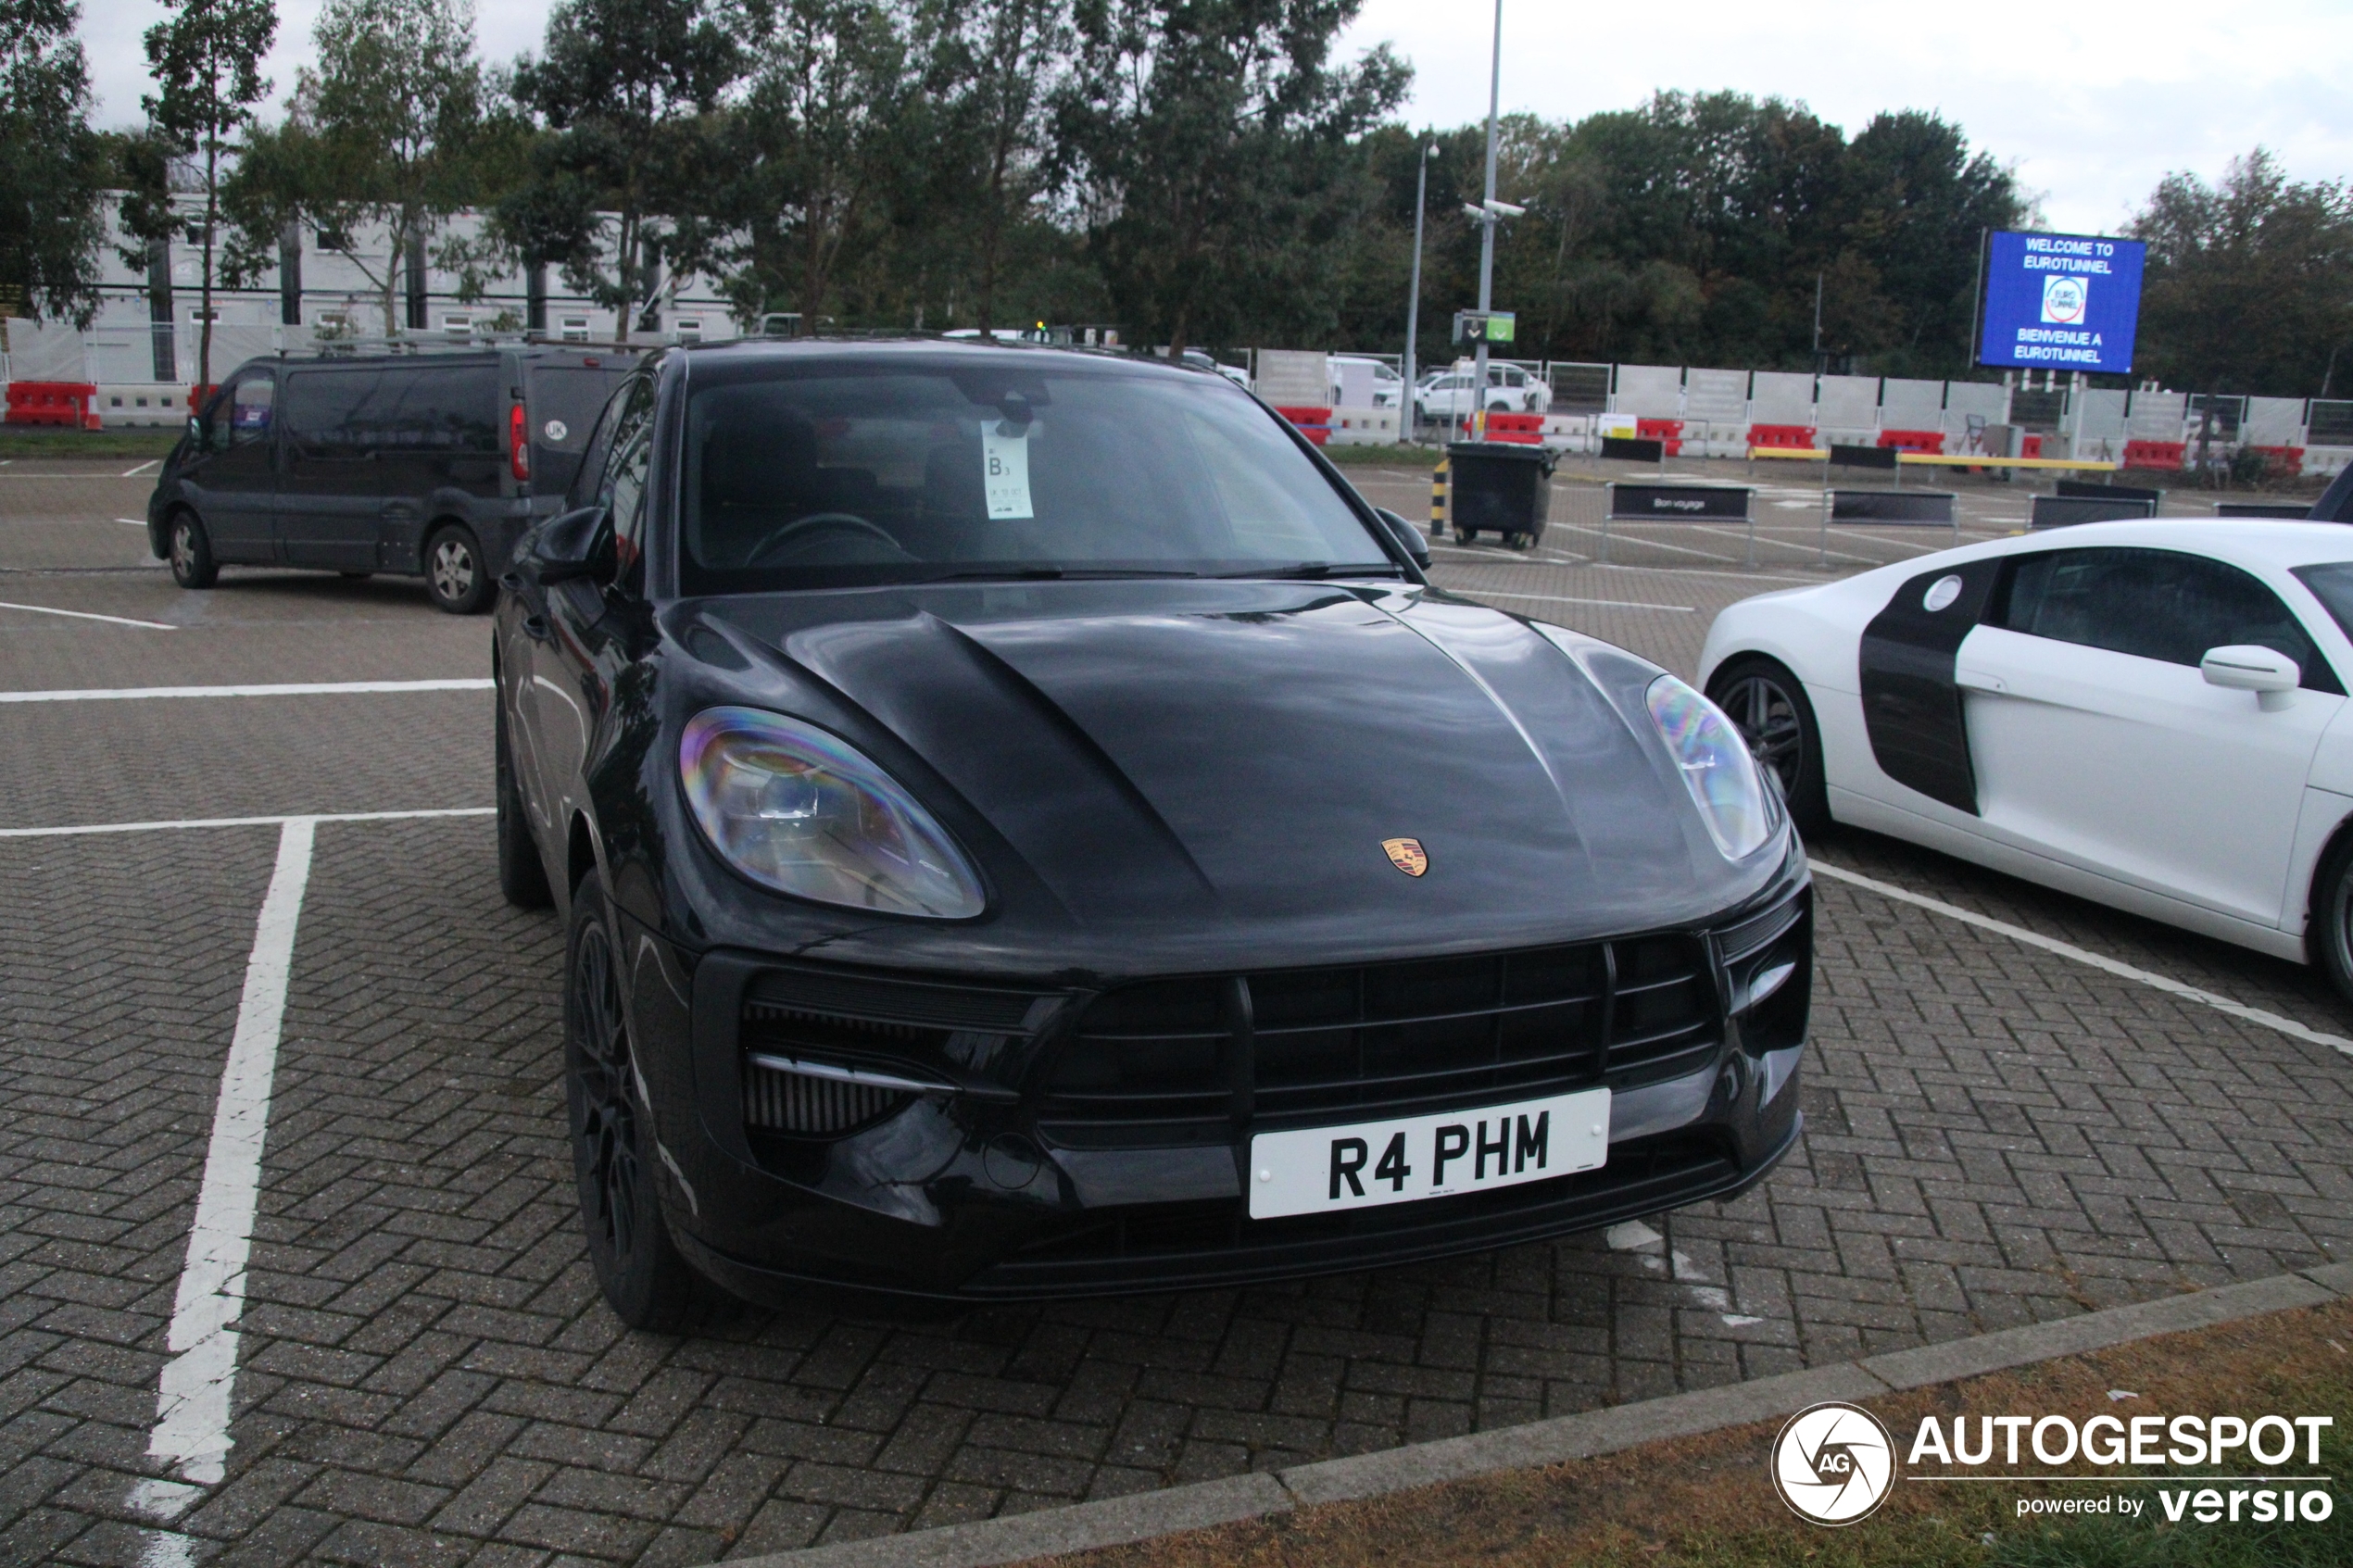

{"left": 504, "top": 0, "right": 742, "bottom": 342}
{"left": 721, "top": 0, "right": 925, "bottom": 331}
{"left": 143, "top": 0, "right": 278, "bottom": 391}
{"left": 2132, "top": 148, "right": 2353, "bottom": 398}
{"left": 1, "top": 0, "right": 110, "bottom": 326}
{"left": 940, "top": 0, "right": 1072, "bottom": 335}
{"left": 1056, "top": 0, "right": 1408, "bottom": 356}
{"left": 223, "top": 0, "right": 490, "bottom": 337}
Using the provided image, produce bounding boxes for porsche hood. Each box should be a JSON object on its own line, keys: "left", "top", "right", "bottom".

{"left": 681, "top": 581, "right": 1785, "bottom": 956}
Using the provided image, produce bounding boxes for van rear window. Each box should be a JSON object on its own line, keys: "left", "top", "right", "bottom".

{"left": 525, "top": 365, "right": 633, "bottom": 493}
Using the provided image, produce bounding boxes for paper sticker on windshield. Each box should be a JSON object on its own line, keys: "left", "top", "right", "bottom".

{"left": 983, "top": 420, "right": 1033, "bottom": 520}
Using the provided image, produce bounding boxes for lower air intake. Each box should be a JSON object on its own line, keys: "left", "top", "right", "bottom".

{"left": 743, "top": 1058, "right": 908, "bottom": 1135}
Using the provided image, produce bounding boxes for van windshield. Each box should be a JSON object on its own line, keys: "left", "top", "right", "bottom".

{"left": 676, "top": 356, "right": 1391, "bottom": 594}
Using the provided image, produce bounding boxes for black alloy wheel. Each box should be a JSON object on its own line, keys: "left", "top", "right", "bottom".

{"left": 168, "top": 510, "right": 218, "bottom": 589}
{"left": 495, "top": 696, "right": 551, "bottom": 909}
{"left": 1707, "top": 655, "right": 1831, "bottom": 836}
{"left": 424, "top": 525, "right": 494, "bottom": 614}
{"left": 566, "top": 874, "right": 702, "bottom": 1329}
{"left": 2311, "top": 834, "right": 2353, "bottom": 1007}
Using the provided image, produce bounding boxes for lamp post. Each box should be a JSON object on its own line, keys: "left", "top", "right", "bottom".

{"left": 1403, "top": 142, "right": 1439, "bottom": 445}
{"left": 1469, "top": 0, "right": 1504, "bottom": 441}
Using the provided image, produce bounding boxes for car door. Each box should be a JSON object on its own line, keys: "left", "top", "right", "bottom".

{"left": 181, "top": 369, "right": 279, "bottom": 561}
{"left": 1953, "top": 546, "right": 2345, "bottom": 926}
{"left": 528, "top": 376, "right": 653, "bottom": 818}
{"left": 278, "top": 364, "right": 390, "bottom": 571}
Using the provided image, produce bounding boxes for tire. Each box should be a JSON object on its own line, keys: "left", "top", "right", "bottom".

{"left": 566, "top": 872, "right": 704, "bottom": 1330}
{"left": 496, "top": 696, "right": 552, "bottom": 909}
{"left": 2310, "top": 834, "right": 2353, "bottom": 1005}
{"left": 424, "top": 524, "right": 494, "bottom": 614}
{"left": 1706, "top": 655, "right": 1831, "bottom": 837}
{"left": 168, "top": 510, "right": 218, "bottom": 589}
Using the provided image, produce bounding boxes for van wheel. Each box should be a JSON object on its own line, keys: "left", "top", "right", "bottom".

{"left": 425, "top": 525, "right": 493, "bottom": 614}
{"left": 168, "top": 511, "right": 218, "bottom": 589}
{"left": 567, "top": 872, "right": 706, "bottom": 1330}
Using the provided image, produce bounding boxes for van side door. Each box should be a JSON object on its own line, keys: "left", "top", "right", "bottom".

{"left": 279, "top": 364, "right": 390, "bottom": 571}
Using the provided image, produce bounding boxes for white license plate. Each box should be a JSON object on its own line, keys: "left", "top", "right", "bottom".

{"left": 1246, "top": 1086, "right": 1611, "bottom": 1220}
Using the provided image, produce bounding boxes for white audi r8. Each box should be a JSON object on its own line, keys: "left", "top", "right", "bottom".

{"left": 1697, "top": 519, "right": 2353, "bottom": 1000}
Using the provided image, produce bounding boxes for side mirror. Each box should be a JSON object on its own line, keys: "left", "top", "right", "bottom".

{"left": 535, "top": 505, "right": 616, "bottom": 585}
{"left": 2201, "top": 644, "right": 2298, "bottom": 709}
{"left": 1373, "top": 507, "right": 1432, "bottom": 571}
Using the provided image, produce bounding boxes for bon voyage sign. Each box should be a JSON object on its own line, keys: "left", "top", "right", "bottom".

{"left": 1977, "top": 230, "right": 2147, "bottom": 375}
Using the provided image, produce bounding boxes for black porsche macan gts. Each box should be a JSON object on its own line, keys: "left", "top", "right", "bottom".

{"left": 494, "top": 339, "right": 1810, "bottom": 1326}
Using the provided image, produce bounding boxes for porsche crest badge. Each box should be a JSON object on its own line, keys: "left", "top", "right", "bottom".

{"left": 1382, "top": 837, "right": 1428, "bottom": 877}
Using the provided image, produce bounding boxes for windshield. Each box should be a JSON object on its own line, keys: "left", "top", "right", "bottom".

{"left": 2291, "top": 563, "right": 2353, "bottom": 639}
{"left": 676, "top": 357, "right": 1392, "bottom": 593}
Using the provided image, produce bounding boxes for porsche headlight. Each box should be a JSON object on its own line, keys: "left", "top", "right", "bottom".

{"left": 679, "top": 707, "right": 985, "bottom": 918}
{"left": 1645, "top": 675, "right": 1772, "bottom": 860}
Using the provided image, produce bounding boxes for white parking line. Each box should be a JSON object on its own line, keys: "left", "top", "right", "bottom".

{"left": 116, "top": 516, "right": 150, "bottom": 527}
{"left": 124, "top": 460, "right": 162, "bottom": 478}
{"left": 1811, "top": 860, "right": 2353, "bottom": 1059}
{"left": 0, "top": 807, "right": 492, "bottom": 839}
{"left": 0, "top": 599, "right": 177, "bottom": 630}
{"left": 0, "top": 678, "right": 493, "bottom": 703}
{"left": 1466, "top": 589, "right": 1696, "bottom": 613}
{"left": 145, "top": 818, "right": 314, "bottom": 1491}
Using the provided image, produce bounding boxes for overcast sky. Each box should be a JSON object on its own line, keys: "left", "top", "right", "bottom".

{"left": 78, "top": 0, "right": 2353, "bottom": 236}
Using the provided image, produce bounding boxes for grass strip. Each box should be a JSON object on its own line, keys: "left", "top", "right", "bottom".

{"left": 1042, "top": 1298, "right": 2353, "bottom": 1568}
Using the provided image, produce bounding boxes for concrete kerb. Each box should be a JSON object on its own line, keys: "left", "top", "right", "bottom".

{"left": 737, "top": 1262, "right": 2353, "bottom": 1568}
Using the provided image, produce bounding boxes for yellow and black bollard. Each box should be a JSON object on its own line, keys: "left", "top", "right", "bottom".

{"left": 1429, "top": 457, "right": 1449, "bottom": 537}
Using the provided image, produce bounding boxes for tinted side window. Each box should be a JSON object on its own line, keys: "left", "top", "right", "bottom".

{"left": 1997, "top": 546, "right": 2341, "bottom": 693}
{"left": 567, "top": 381, "right": 634, "bottom": 508}
{"left": 283, "top": 368, "right": 396, "bottom": 451}
{"left": 603, "top": 379, "right": 657, "bottom": 546}
{"left": 395, "top": 365, "right": 500, "bottom": 453}
{"left": 222, "top": 372, "right": 273, "bottom": 449}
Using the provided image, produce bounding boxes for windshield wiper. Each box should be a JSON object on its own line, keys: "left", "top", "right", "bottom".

{"left": 924, "top": 567, "right": 1202, "bottom": 583}
{"left": 1215, "top": 562, "right": 1403, "bottom": 580}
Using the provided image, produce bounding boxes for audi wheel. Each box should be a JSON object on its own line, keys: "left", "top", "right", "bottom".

{"left": 1707, "top": 655, "right": 1830, "bottom": 836}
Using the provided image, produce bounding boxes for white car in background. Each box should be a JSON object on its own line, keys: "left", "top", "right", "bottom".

{"left": 1697, "top": 519, "right": 2353, "bottom": 999}
{"left": 1179, "top": 348, "right": 1253, "bottom": 388}
{"left": 1330, "top": 355, "right": 1404, "bottom": 408}
{"left": 1415, "top": 362, "right": 1551, "bottom": 423}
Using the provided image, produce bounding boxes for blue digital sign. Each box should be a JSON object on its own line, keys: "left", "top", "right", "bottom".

{"left": 1976, "top": 231, "right": 2146, "bottom": 375}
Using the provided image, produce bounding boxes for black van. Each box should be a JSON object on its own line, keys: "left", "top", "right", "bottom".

{"left": 147, "top": 345, "right": 638, "bottom": 612}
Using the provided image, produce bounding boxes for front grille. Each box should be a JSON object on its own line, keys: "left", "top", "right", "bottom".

{"left": 743, "top": 1058, "right": 909, "bottom": 1135}
{"left": 1039, "top": 933, "right": 1719, "bottom": 1148}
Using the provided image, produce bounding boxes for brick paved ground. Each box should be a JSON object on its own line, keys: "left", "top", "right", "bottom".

{"left": 3, "top": 459, "right": 2348, "bottom": 1564}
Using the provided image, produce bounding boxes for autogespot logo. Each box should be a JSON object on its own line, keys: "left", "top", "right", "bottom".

{"left": 1772, "top": 1402, "right": 1897, "bottom": 1524}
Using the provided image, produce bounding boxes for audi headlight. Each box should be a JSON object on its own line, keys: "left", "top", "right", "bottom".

{"left": 1645, "top": 675, "right": 1772, "bottom": 860}
{"left": 679, "top": 707, "right": 986, "bottom": 918}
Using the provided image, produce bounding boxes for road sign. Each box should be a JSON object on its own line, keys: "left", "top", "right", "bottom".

{"left": 1976, "top": 231, "right": 2145, "bottom": 376}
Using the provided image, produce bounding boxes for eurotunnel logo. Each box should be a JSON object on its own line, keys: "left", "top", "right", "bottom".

{"left": 1773, "top": 1402, "right": 1896, "bottom": 1525}
{"left": 1382, "top": 837, "right": 1428, "bottom": 876}
{"left": 2041, "top": 274, "right": 2090, "bottom": 324}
